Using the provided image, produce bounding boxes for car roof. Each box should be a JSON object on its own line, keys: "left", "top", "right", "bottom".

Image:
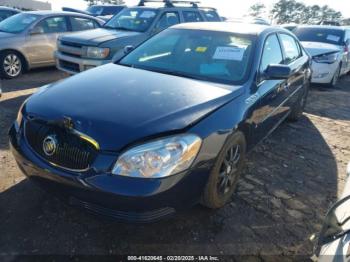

{"left": 295, "top": 25, "right": 347, "bottom": 31}
{"left": 172, "top": 22, "right": 280, "bottom": 35}
{"left": 24, "top": 10, "right": 99, "bottom": 18}
{"left": 128, "top": 5, "right": 213, "bottom": 11}
{"left": 0, "top": 6, "right": 20, "bottom": 12}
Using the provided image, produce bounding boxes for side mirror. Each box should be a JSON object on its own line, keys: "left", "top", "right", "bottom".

{"left": 30, "top": 26, "right": 44, "bottom": 35}
{"left": 124, "top": 45, "right": 134, "bottom": 55}
{"left": 264, "top": 64, "right": 292, "bottom": 80}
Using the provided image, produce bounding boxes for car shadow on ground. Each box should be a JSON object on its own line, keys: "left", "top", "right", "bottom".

{"left": 305, "top": 76, "right": 350, "bottom": 121}
{"left": 0, "top": 67, "right": 66, "bottom": 93}
{"left": 0, "top": 115, "right": 338, "bottom": 257}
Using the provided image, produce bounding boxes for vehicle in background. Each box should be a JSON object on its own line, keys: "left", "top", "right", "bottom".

{"left": 227, "top": 17, "right": 270, "bottom": 25}
{"left": 0, "top": 6, "right": 20, "bottom": 22}
{"left": 62, "top": 5, "right": 126, "bottom": 21}
{"left": 55, "top": 0, "right": 222, "bottom": 75}
{"left": 314, "top": 162, "right": 350, "bottom": 261}
{"left": 294, "top": 26, "right": 350, "bottom": 87}
{"left": 10, "top": 22, "right": 311, "bottom": 222}
{"left": 279, "top": 23, "right": 297, "bottom": 32}
{"left": 0, "top": 11, "right": 104, "bottom": 79}
{"left": 319, "top": 20, "right": 341, "bottom": 26}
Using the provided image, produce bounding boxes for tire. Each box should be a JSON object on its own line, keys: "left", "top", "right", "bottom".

{"left": 201, "top": 131, "right": 246, "bottom": 209}
{"left": 328, "top": 64, "right": 341, "bottom": 88}
{"left": 288, "top": 82, "right": 309, "bottom": 122}
{"left": 0, "top": 51, "right": 23, "bottom": 79}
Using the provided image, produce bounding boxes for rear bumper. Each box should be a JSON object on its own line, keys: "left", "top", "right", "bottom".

{"left": 9, "top": 123, "right": 211, "bottom": 223}
{"left": 55, "top": 51, "right": 110, "bottom": 75}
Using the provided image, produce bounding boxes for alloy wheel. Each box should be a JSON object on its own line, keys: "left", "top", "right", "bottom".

{"left": 3, "top": 54, "right": 22, "bottom": 77}
{"left": 217, "top": 144, "right": 241, "bottom": 196}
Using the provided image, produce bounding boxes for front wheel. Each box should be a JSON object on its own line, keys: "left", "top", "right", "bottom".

{"left": 0, "top": 51, "right": 23, "bottom": 79}
{"left": 288, "top": 83, "right": 309, "bottom": 122}
{"left": 201, "top": 131, "right": 246, "bottom": 209}
{"left": 328, "top": 64, "right": 341, "bottom": 88}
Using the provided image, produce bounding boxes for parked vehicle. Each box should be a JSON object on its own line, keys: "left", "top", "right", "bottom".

{"left": 227, "top": 17, "right": 270, "bottom": 25}
{"left": 0, "top": 11, "right": 104, "bottom": 79}
{"left": 0, "top": 6, "right": 20, "bottom": 22}
{"left": 314, "top": 162, "right": 350, "bottom": 261}
{"left": 10, "top": 22, "right": 311, "bottom": 222}
{"left": 294, "top": 25, "right": 350, "bottom": 87}
{"left": 280, "top": 23, "right": 297, "bottom": 32}
{"left": 62, "top": 5, "right": 126, "bottom": 21}
{"left": 55, "top": 0, "right": 221, "bottom": 75}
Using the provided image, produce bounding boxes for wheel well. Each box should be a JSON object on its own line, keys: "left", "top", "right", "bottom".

{"left": 0, "top": 49, "right": 28, "bottom": 71}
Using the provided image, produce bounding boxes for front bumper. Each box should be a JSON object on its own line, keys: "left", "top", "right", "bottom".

{"left": 9, "top": 123, "right": 210, "bottom": 223}
{"left": 55, "top": 51, "right": 111, "bottom": 75}
{"left": 311, "top": 61, "right": 339, "bottom": 84}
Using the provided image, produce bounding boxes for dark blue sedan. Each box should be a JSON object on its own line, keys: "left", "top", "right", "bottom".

{"left": 9, "top": 22, "right": 311, "bottom": 222}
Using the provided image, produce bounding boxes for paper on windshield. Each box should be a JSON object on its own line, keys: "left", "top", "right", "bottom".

{"left": 213, "top": 46, "right": 246, "bottom": 61}
{"left": 140, "top": 11, "right": 156, "bottom": 18}
{"left": 326, "top": 35, "right": 340, "bottom": 42}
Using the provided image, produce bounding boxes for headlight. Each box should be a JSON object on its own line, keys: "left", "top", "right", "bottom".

{"left": 313, "top": 52, "right": 339, "bottom": 64}
{"left": 84, "top": 46, "right": 110, "bottom": 59}
{"left": 112, "top": 134, "right": 202, "bottom": 178}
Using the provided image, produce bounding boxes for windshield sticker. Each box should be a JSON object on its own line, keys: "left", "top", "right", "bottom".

{"left": 196, "top": 47, "right": 208, "bottom": 53}
{"left": 140, "top": 11, "right": 156, "bottom": 19}
{"left": 213, "top": 46, "right": 245, "bottom": 61}
{"left": 327, "top": 35, "right": 340, "bottom": 42}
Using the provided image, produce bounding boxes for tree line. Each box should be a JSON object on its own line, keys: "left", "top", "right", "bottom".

{"left": 249, "top": 0, "right": 343, "bottom": 24}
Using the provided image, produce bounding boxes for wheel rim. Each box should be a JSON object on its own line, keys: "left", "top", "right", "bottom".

{"left": 217, "top": 144, "right": 241, "bottom": 196}
{"left": 3, "top": 54, "right": 21, "bottom": 77}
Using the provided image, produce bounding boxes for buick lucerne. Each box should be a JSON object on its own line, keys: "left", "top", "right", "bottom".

{"left": 10, "top": 23, "right": 311, "bottom": 222}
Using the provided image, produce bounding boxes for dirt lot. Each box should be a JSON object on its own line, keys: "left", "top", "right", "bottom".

{"left": 0, "top": 68, "right": 350, "bottom": 259}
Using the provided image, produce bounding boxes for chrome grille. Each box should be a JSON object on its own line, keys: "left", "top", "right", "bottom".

{"left": 25, "top": 120, "right": 97, "bottom": 171}
{"left": 58, "top": 41, "right": 84, "bottom": 57}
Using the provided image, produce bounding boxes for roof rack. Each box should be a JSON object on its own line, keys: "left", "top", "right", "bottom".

{"left": 138, "top": 0, "right": 200, "bottom": 8}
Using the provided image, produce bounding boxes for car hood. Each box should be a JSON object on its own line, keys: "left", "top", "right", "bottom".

{"left": 25, "top": 64, "right": 242, "bottom": 151}
{"left": 301, "top": 41, "right": 340, "bottom": 57}
{"left": 0, "top": 31, "right": 17, "bottom": 39}
{"left": 60, "top": 28, "right": 142, "bottom": 46}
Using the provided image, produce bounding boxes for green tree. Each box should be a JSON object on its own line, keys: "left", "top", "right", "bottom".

{"left": 248, "top": 2, "right": 266, "bottom": 17}
{"left": 271, "top": 0, "right": 343, "bottom": 24}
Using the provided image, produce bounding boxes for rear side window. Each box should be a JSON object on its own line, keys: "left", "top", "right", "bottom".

{"left": 260, "top": 34, "right": 283, "bottom": 74}
{"left": 155, "top": 12, "right": 180, "bottom": 31}
{"left": 70, "top": 17, "right": 97, "bottom": 31}
{"left": 183, "top": 11, "right": 203, "bottom": 22}
{"left": 201, "top": 9, "right": 221, "bottom": 21}
{"left": 279, "top": 34, "right": 300, "bottom": 64}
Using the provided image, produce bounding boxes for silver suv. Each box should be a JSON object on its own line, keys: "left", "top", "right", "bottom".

{"left": 55, "top": 0, "right": 221, "bottom": 74}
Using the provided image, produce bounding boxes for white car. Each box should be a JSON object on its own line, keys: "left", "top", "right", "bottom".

{"left": 314, "top": 162, "right": 350, "bottom": 261}
{"left": 294, "top": 26, "right": 350, "bottom": 87}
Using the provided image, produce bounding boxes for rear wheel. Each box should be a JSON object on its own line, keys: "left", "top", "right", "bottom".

{"left": 0, "top": 51, "right": 23, "bottom": 79}
{"left": 201, "top": 132, "right": 246, "bottom": 209}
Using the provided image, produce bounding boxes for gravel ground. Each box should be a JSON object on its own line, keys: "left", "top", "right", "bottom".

{"left": 0, "top": 68, "right": 350, "bottom": 259}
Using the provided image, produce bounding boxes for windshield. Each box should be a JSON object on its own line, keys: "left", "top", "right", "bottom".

{"left": 0, "top": 13, "right": 40, "bottom": 33}
{"left": 87, "top": 6, "right": 103, "bottom": 15}
{"left": 104, "top": 8, "right": 158, "bottom": 32}
{"left": 120, "top": 29, "right": 255, "bottom": 85}
{"left": 0, "top": 10, "right": 15, "bottom": 22}
{"left": 294, "top": 27, "right": 344, "bottom": 45}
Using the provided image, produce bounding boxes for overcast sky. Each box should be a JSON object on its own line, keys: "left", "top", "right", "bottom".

{"left": 48, "top": 0, "right": 350, "bottom": 19}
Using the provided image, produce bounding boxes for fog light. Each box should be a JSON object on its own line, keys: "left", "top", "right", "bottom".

{"left": 314, "top": 73, "right": 329, "bottom": 79}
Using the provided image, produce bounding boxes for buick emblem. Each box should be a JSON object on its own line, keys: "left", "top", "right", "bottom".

{"left": 42, "top": 135, "right": 58, "bottom": 156}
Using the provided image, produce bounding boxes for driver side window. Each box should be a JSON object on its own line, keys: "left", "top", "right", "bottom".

{"left": 34, "top": 16, "right": 68, "bottom": 34}
{"left": 155, "top": 12, "right": 180, "bottom": 32}
{"left": 259, "top": 34, "right": 283, "bottom": 81}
